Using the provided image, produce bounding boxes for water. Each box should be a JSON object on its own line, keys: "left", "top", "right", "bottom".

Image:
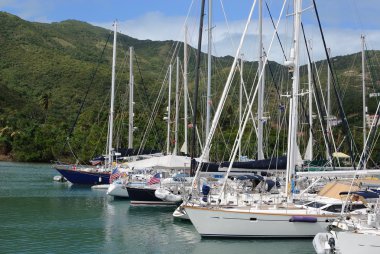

{"left": 0, "top": 162, "right": 315, "bottom": 253}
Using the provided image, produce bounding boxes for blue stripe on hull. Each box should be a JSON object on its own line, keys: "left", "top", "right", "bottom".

{"left": 55, "top": 168, "right": 110, "bottom": 185}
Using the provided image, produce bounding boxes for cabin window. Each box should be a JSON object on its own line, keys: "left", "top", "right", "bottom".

{"left": 348, "top": 204, "right": 366, "bottom": 211}
{"left": 322, "top": 204, "right": 342, "bottom": 213}
{"left": 305, "top": 202, "right": 325, "bottom": 208}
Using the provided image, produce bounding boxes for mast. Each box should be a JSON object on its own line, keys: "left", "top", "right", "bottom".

{"left": 191, "top": 0, "right": 206, "bottom": 175}
{"left": 205, "top": 0, "right": 212, "bottom": 160}
{"left": 305, "top": 39, "right": 313, "bottom": 161}
{"left": 257, "top": 0, "right": 265, "bottom": 160}
{"left": 128, "top": 47, "right": 134, "bottom": 149}
{"left": 183, "top": 26, "right": 189, "bottom": 155}
{"left": 327, "top": 48, "right": 331, "bottom": 131}
{"left": 108, "top": 21, "right": 117, "bottom": 168}
{"left": 174, "top": 57, "right": 180, "bottom": 155}
{"left": 239, "top": 55, "right": 244, "bottom": 160}
{"left": 362, "top": 35, "right": 366, "bottom": 170}
{"left": 167, "top": 64, "right": 172, "bottom": 154}
{"left": 285, "top": 0, "right": 302, "bottom": 202}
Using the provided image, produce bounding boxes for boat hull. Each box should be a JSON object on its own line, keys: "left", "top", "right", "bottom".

{"left": 107, "top": 183, "right": 129, "bottom": 198}
{"left": 335, "top": 231, "right": 380, "bottom": 254}
{"left": 126, "top": 186, "right": 179, "bottom": 206}
{"left": 185, "top": 206, "right": 335, "bottom": 238}
{"left": 173, "top": 206, "right": 190, "bottom": 220}
{"left": 55, "top": 167, "right": 110, "bottom": 185}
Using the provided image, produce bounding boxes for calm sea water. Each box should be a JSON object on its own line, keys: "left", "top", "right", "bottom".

{"left": 0, "top": 162, "right": 315, "bottom": 254}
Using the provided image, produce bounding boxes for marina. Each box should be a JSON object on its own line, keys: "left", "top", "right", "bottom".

{"left": 0, "top": 162, "right": 315, "bottom": 254}
{"left": 1, "top": 1, "right": 380, "bottom": 253}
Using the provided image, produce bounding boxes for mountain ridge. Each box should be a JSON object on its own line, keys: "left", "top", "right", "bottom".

{"left": 0, "top": 11, "right": 379, "bottom": 163}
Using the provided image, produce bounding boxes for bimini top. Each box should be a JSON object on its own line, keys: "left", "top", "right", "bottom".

{"left": 339, "top": 190, "right": 379, "bottom": 199}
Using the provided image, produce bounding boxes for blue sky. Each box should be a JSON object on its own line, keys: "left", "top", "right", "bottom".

{"left": 1, "top": 0, "right": 380, "bottom": 62}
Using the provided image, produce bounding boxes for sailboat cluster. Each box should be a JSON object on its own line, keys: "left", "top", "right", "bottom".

{"left": 53, "top": 1, "right": 380, "bottom": 253}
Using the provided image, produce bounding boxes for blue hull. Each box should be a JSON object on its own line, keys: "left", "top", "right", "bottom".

{"left": 55, "top": 167, "right": 110, "bottom": 185}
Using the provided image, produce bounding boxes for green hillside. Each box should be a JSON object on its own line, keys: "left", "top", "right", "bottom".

{"left": 0, "top": 12, "right": 234, "bottom": 162}
{"left": 0, "top": 12, "right": 379, "bottom": 165}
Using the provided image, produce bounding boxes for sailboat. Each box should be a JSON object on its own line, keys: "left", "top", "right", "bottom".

{"left": 313, "top": 190, "right": 380, "bottom": 254}
{"left": 124, "top": 57, "right": 191, "bottom": 204}
{"left": 183, "top": 0, "right": 354, "bottom": 237}
{"left": 54, "top": 21, "right": 120, "bottom": 185}
{"left": 313, "top": 35, "right": 380, "bottom": 253}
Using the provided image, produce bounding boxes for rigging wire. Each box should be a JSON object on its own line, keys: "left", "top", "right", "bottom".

{"left": 61, "top": 31, "right": 112, "bottom": 158}
{"left": 133, "top": 52, "right": 165, "bottom": 151}
{"left": 312, "top": 0, "right": 358, "bottom": 168}
{"left": 301, "top": 23, "right": 334, "bottom": 165}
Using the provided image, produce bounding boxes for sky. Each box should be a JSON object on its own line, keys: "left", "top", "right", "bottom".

{"left": 1, "top": 0, "right": 380, "bottom": 63}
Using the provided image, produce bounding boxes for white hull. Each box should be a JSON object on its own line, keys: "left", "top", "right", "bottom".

{"left": 185, "top": 206, "right": 335, "bottom": 237}
{"left": 106, "top": 183, "right": 129, "bottom": 198}
{"left": 314, "top": 230, "right": 380, "bottom": 254}
{"left": 173, "top": 206, "right": 190, "bottom": 220}
{"left": 336, "top": 231, "right": 380, "bottom": 254}
{"left": 53, "top": 175, "right": 67, "bottom": 182}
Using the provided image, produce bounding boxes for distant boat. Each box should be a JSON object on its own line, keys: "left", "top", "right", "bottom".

{"left": 53, "top": 21, "right": 160, "bottom": 185}
{"left": 127, "top": 176, "right": 187, "bottom": 206}
{"left": 54, "top": 163, "right": 111, "bottom": 185}
{"left": 125, "top": 156, "right": 191, "bottom": 205}
{"left": 53, "top": 175, "right": 67, "bottom": 182}
{"left": 127, "top": 185, "right": 180, "bottom": 206}
{"left": 53, "top": 21, "right": 119, "bottom": 186}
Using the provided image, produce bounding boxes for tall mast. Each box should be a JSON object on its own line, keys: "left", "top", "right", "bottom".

{"left": 257, "top": 0, "right": 265, "bottom": 160}
{"left": 327, "top": 48, "right": 331, "bottom": 131}
{"left": 305, "top": 40, "right": 313, "bottom": 161}
{"left": 239, "top": 55, "right": 244, "bottom": 160}
{"left": 128, "top": 47, "right": 134, "bottom": 149}
{"left": 285, "top": 0, "right": 302, "bottom": 202}
{"left": 167, "top": 64, "right": 172, "bottom": 154}
{"left": 326, "top": 47, "right": 331, "bottom": 159}
{"left": 205, "top": 0, "right": 212, "bottom": 160}
{"left": 174, "top": 57, "right": 180, "bottom": 155}
{"left": 183, "top": 26, "right": 189, "bottom": 155}
{"left": 362, "top": 35, "right": 366, "bottom": 170}
{"left": 191, "top": 0, "right": 206, "bottom": 175}
{"left": 109, "top": 21, "right": 117, "bottom": 167}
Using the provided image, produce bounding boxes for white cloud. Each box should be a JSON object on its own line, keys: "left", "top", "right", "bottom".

{"left": 94, "top": 12, "right": 194, "bottom": 44}
{"left": 92, "top": 9, "right": 380, "bottom": 66}
{"left": 3, "top": 0, "right": 379, "bottom": 65}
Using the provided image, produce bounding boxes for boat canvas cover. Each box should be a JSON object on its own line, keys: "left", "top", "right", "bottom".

{"left": 339, "top": 190, "right": 379, "bottom": 199}
{"left": 220, "top": 156, "right": 287, "bottom": 170}
{"left": 318, "top": 182, "right": 359, "bottom": 199}
{"left": 125, "top": 155, "right": 191, "bottom": 170}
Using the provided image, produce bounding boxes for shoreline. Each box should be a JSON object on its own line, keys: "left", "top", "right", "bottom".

{"left": 0, "top": 154, "right": 13, "bottom": 162}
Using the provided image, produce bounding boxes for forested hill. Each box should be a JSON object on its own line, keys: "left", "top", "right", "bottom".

{"left": 0, "top": 12, "right": 379, "bottom": 163}
{"left": 0, "top": 11, "right": 234, "bottom": 162}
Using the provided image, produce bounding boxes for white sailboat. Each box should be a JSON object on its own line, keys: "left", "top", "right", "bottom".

{"left": 313, "top": 35, "right": 380, "bottom": 254}
{"left": 183, "top": 0, "right": 347, "bottom": 237}
{"left": 313, "top": 191, "right": 380, "bottom": 254}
